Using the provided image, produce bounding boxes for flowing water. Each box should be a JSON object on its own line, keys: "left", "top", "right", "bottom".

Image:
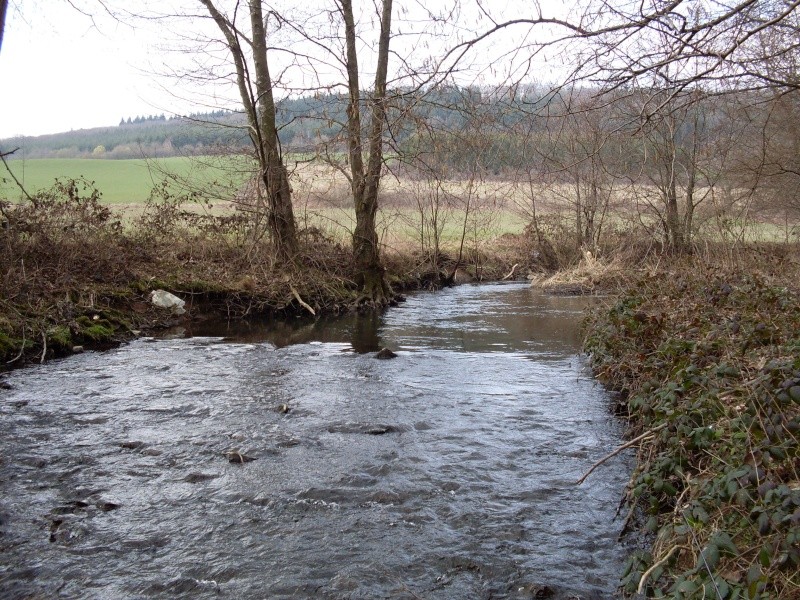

{"left": 0, "top": 283, "right": 632, "bottom": 599}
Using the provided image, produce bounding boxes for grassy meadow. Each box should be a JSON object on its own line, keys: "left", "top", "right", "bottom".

{"left": 0, "top": 156, "right": 254, "bottom": 204}
{"left": 2, "top": 156, "right": 791, "bottom": 248}
{"left": 1, "top": 157, "right": 531, "bottom": 249}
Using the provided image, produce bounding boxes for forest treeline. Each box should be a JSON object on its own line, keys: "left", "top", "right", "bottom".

{"left": 1, "top": 87, "right": 521, "bottom": 160}
{"left": 4, "top": 83, "right": 800, "bottom": 258}
{"left": 0, "top": 93, "right": 410, "bottom": 159}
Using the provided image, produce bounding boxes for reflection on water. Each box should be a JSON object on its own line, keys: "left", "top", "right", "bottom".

{"left": 163, "top": 284, "right": 601, "bottom": 357}
{"left": 0, "top": 282, "right": 628, "bottom": 600}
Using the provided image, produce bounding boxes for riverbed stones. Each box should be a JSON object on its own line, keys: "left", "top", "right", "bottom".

{"left": 225, "top": 450, "right": 256, "bottom": 463}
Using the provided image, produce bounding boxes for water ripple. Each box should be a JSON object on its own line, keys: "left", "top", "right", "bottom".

{"left": 0, "top": 283, "right": 631, "bottom": 599}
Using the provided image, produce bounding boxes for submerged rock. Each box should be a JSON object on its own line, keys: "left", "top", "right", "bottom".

{"left": 96, "top": 499, "right": 121, "bottom": 512}
{"left": 183, "top": 473, "right": 220, "bottom": 483}
{"left": 365, "top": 425, "right": 395, "bottom": 435}
{"left": 225, "top": 450, "right": 256, "bottom": 464}
{"left": 512, "top": 583, "right": 554, "bottom": 598}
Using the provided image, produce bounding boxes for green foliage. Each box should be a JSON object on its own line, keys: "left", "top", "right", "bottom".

{"left": 585, "top": 272, "right": 800, "bottom": 599}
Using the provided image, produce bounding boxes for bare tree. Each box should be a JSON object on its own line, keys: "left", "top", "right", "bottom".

{"left": 615, "top": 89, "right": 747, "bottom": 252}
{"left": 728, "top": 91, "right": 800, "bottom": 241}
{"left": 338, "top": 0, "right": 393, "bottom": 303}
{"left": 0, "top": 0, "right": 8, "bottom": 53}
{"left": 537, "top": 90, "right": 622, "bottom": 253}
{"left": 443, "top": 1, "right": 800, "bottom": 98}
{"left": 588, "top": 0, "right": 800, "bottom": 97}
{"left": 199, "top": 0, "right": 297, "bottom": 259}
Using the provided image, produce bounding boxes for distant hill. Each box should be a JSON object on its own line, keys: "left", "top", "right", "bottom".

{"left": 0, "top": 87, "right": 552, "bottom": 166}
{"left": 0, "top": 95, "right": 350, "bottom": 160}
{"left": 2, "top": 110, "right": 252, "bottom": 160}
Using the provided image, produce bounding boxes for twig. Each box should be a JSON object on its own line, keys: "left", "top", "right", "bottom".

{"left": 576, "top": 423, "right": 667, "bottom": 485}
{"left": 290, "top": 285, "right": 316, "bottom": 315}
{"left": 40, "top": 331, "right": 47, "bottom": 364}
{"left": 683, "top": 513, "right": 725, "bottom": 600}
{"left": 0, "top": 148, "right": 37, "bottom": 206}
{"left": 637, "top": 544, "right": 682, "bottom": 594}
{"left": 502, "top": 263, "right": 520, "bottom": 280}
{"left": 6, "top": 326, "right": 26, "bottom": 364}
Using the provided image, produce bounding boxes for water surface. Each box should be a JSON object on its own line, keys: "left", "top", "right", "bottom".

{"left": 0, "top": 283, "right": 630, "bottom": 599}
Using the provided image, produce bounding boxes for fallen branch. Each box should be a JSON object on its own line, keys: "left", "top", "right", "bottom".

{"left": 576, "top": 423, "right": 667, "bottom": 485}
{"left": 638, "top": 544, "right": 682, "bottom": 594}
{"left": 40, "top": 331, "right": 47, "bottom": 364}
{"left": 290, "top": 285, "right": 316, "bottom": 316}
{"left": 502, "top": 263, "right": 519, "bottom": 280}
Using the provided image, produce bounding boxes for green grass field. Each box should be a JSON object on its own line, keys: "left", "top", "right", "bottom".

{"left": 1, "top": 157, "right": 253, "bottom": 204}
{"left": 3, "top": 158, "right": 789, "bottom": 246}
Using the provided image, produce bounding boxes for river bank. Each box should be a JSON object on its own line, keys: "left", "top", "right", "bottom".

{"left": 0, "top": 182, "right": 527, "bottom": 369}
{"left": 583, "top": 260, "right": 800, "bottom": 599}
{"left": 0, "top": 246, "right": 524, "bottom": 369}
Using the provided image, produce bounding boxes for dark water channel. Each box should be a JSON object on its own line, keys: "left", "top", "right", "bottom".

{"left": 0, "top": 283, "right": 632, "bottom": 599}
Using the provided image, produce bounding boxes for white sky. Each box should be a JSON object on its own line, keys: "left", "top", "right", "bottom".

{"left": 0, "top": 3, "right": 194, "bottom": 139}
{"left": 0, "top": 0, "right": 573, "bottom": 140}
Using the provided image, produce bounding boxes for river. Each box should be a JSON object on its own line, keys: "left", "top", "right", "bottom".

{"left": 0, "top": 282, "right": 631, "bottom": 599}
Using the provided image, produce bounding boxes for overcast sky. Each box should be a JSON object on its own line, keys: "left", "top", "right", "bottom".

{"left": 0, "top": 1, "right": 572, "bottom": 140}
{"left": 0, "top": 3, "right": 190, "bottom": 139}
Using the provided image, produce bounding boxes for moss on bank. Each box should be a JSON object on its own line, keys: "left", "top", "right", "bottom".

{"left": 584, "top": 270, "right": 800, "bottom": 599}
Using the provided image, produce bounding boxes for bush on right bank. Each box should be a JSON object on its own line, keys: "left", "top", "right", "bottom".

{"left": 584, "top": 267, "right": 800, "bottom": 599}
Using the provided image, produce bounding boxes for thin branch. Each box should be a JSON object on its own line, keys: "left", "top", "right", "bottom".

{"left": 290, "top": 285, "right": 315, "bottom": 315}
{"left": 576, "top": 422, "right": 667, "bottom": 485}
{"left": 0, "top": 148, "right": 37, "bottom": 206}
{"left": 637, "top": 544, "right": 683, "bottom": 594}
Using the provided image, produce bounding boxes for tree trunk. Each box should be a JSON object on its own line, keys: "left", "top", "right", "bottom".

{"left": 248, "top": 1, "right": 296, "bottom": 258}
{"left": 683, "top": 161, "right": 697, "bottom": 249}
{"left": 584, "top": 183, "right": 597, "bottom": 248}
{"left": 340, "top": 0, "right": 392, "bottom": 302}
{"left": 575, "top": 174, "right": 583, "bottom": 251}
{"left": 200, "top": 0, "right": 296, "bottom": 260}
{"left": 664, "top": 178, "right": 685, "bottom": 252}
{"left": 0, "top": 0, "right": 7, "bottom": 53}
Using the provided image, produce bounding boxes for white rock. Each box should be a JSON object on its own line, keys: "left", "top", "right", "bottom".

{"left": 149, "top": 289, "right": 186, "bottom": 315}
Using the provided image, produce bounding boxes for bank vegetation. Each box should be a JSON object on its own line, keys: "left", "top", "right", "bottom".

{"left": 584, "top": 260, "right": 800, "bottom": 599}
{"left": 2, "top": 1, "right": 800, "bottom": 597}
